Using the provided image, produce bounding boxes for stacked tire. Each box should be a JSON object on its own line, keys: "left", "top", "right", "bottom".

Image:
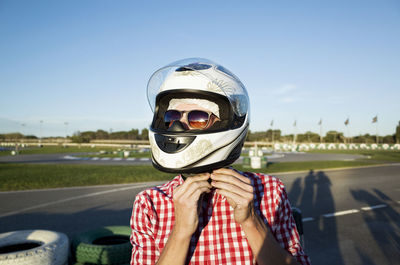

{"left": 71, "top": 226, "right": 132, "bottom": 265}
{"left": 0, "top": 230, "right": 69, "bottom": 265}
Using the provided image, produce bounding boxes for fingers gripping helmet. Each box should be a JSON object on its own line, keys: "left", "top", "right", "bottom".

{"left": 147, "top": 58, "right": 250, "bottom": 173}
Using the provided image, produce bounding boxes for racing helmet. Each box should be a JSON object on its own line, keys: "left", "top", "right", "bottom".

{"left": 147, "top": 58, "right": 250, "bottom": 173}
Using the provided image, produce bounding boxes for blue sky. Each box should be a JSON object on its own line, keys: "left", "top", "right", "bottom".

{"left": 1, "top": 0, "right": 399, "bottom": 137}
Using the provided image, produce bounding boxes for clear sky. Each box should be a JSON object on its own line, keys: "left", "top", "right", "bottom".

{"left": 1, "top": 0, "right": 399, "bottom": 137}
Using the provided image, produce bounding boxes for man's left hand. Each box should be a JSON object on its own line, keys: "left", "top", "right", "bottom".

{"left": 210, "top": 168, "right": 255, "bottom": 224}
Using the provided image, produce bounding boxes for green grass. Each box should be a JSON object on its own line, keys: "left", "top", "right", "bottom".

{"left": 0, "top": 164, "right": 171, "bottom": 191}
{"left": 1, "top": 148, "right": 398, "bottom": 191}
{"left": 76, "top": 152, "right": 150, "bottom": 159}
{"left": 236, "top": 160, "right": 380, "bottom": 174}
{"left": 0, "top": 146, "right": 144, "bottom": 156}
{"left": 0, "top": 159, "right": 384, "bottom": 191}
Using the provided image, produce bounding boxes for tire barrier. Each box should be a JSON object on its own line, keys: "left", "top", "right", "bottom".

{"left": 0, "top": 230, "right": 69, "bottom": 265}
{"left": 273, "top": 143, "right": 400, "bottom": 151}
{"left": 71, "top": 226, "right": 132, "bottom": 265}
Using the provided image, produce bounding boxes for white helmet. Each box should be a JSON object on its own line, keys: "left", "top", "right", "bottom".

{"left": 147, "top": 58, "right": 250, "bottom": 173}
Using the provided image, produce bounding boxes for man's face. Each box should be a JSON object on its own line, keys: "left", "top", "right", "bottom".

{"left": 164, "top": 102, "right": 220, "bottom": 131}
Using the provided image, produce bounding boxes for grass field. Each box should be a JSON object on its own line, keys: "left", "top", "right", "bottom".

{"left": 75, "top": 152, "right": 150, "bottom": 158}
{"left": 0, "top": 160, "right": 383, "bottom": 191}
{"left": 0, "top": 164, "right": 171, "bottom": 191}
{"left": 0, "top": 145, "right": 145, "bottom": 156}
{"left": 0, "top": 147, "right": 398, "bottom": 191}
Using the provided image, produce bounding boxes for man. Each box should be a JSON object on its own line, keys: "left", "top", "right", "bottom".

{"left": 130, "top": 58, "right": 310, "bottom": 264}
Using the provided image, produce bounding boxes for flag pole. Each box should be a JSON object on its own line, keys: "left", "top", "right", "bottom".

{"left": 319, "top": 119, "right": 322, "bottom": 143}
{"left": 372, "top": 115, "right": 378, "bottom": 144}
{"left": 376, "top": 118, "right": 379, "bottom": 144}
{"left": 271, "top": 120, "right": 274, "bottom": 144}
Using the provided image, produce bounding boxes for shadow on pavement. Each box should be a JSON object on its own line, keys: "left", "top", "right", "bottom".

{"left": 350, "top": 188, "right": 400, "bottom": 264}
{"left": 0, "top": 205, "right": 132, "bottom": 239}
{"left": 288, "top": 170, "right": 345, "bottom": 265}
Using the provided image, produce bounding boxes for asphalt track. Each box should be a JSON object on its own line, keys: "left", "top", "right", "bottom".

{"left": 0, "top": 164, "right": 399, "bottom": 264}
{"left": 0, "top": 152, "right": 365, "bottom": 165}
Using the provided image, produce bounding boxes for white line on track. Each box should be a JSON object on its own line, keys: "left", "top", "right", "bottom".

{"left": 63, "top": 155, "right": 78, "bottom": 160}
{"left": 126, "top": 158, "right": 136, "bottom": 161}
{"left": 140, "top": 158, "right": 150, "bottom": 161}
{"left": 91, "top": 157, "right": 99, "bottom": 160}
{"left": 361, "top": 204, "right": 387, "bottom": 211}
{"left": 101, "top": 157, "right": 111, "bottom": 160}
{"left": 294, "top": 202, "right": 396, "bottom": 222}
{"left": 113, "top": 158, "right": 122, "bottom": 161}
{"left": 323, "top": 209, "right": 360, "bottom": 218}
{"left": 0, "top": 183, "right": 155, "bottom": 218}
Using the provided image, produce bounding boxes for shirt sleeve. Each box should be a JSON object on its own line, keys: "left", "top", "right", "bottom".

{"left": 272, "top": 182, "right": 311, "bottom": 265}
{"left": 130, "top": 192, "right": 158, "bottom": 265}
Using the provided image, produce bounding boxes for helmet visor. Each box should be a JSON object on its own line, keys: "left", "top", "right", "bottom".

{"left": 147, "top": 58, "right": 249, "bottom": 117}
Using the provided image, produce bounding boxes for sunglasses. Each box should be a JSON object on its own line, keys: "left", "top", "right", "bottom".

{"left": 164, "top": 109, "right": 217, "bottom": 130}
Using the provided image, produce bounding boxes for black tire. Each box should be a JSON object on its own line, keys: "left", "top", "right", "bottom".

{"left": 0, "top": 230, "right": 69, "bottom": 265}
{"left": 72, "top": 226, "right": 132, "bottom": 265}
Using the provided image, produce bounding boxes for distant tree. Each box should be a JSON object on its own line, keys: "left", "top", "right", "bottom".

{"left": 81, "top": 131, "right": 96, "bottom": 141}
{"left": 266, "top": 129, "right": 281, "bottom": 142}
{"left": 95, "top": 129, "right": 109, "bottom": 139}
{"left": 281, "top": 134, "right": 294, "bottom": 142}
{"left": 296, "top": 131, "right": 320, "bottom": 143}
{"left": 352, "top": 134, "right": 375, "bottom": 144}
{"left": 363, "top": 134, "right": 376, "bottom": 144}
{"left": 128, "top": 129, "right": 139, "bottom": 140}
{"left": 140, "top": 128, "right": 149, "bottom": 140}
{"left": 324, "top": 131, "right": 343, "bottom": 143}
{"left": 396, "top": 121, "right": 400, "bottom": 143}
{"left": 71, "top": 131, "right": 90, "bottom": 143}
{"left": 353, "top": 135, "right": 365, "bottom": 143}
{"left": 110, "top": 131, "right": 128, "bottom": 140}
{"left": 382, "top": 135, "right": 395, "bottom": 144}
{"left": 247, "top": 131, "right": 268, "bottom": 141}
{"left": 2, "top": 133, "right": 23, "bottom": 140}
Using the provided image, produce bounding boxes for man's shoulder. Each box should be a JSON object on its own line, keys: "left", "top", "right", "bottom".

{"left": 241, "top": 171, "right": 284, "bottom": 187}
{"left": 241, "top": 171, "right": 279, "bottom": 180}
{"left": 136, "top": 175, "right": 182, "bottom": 201}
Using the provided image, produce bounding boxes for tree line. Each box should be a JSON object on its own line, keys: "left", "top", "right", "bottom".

{"left": 1, "top": 121, "right": 399, "bottom": 144}
{"left": 69, "top": 129, "right": 150, "bottom": 143}
{"left": 0, "top": 129, "right": 149, "bottom": 143}
{"left": 245, "top": 129, "right": 398, "bottom": 144}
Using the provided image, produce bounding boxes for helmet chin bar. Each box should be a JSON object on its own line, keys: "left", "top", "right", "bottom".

{"left": 151, "top": 152, "right": 239, "bottom": 174}
{"left": 151, "top": 127, "right": 247, "bottom": 174}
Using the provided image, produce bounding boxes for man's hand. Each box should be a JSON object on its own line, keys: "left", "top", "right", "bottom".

{"left": 172, "top": 173, "right": 212, "bottom": 238}
{"left": 211, "top": 168, "right": 254, "bottom": 224}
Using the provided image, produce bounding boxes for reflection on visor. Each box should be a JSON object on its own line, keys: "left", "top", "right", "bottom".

{"left": 164, "top": 109, "right": 213, "bottom": 130}
{"left": 175, "top": 63, "right": 212, "bottom": 72}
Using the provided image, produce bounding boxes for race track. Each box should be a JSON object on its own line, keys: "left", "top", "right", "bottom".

{"left": 0, "top": 164, "right": 399, "bottom": 264}
{"left": 0, "top": 151, "right": 365, "bottom": 165}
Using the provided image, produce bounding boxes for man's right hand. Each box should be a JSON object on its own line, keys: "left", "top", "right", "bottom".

{"left": 172, "top": 173, "right": 212, "bottom": 238}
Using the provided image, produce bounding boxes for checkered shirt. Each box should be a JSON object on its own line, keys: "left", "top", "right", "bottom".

{"left": 130, "top": 171, "right": 311, "bottom": 265}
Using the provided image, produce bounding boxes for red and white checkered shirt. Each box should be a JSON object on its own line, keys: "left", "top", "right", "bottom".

{"left": 130, "top": 171, "right": 311, "bottom": 265}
